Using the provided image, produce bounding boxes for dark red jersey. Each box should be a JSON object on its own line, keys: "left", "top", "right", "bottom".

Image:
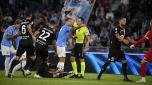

{"left": 134, "top": 30, "right": 152, "bottom": 49}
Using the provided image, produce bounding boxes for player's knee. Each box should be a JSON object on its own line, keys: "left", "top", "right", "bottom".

{"left": 80, "top": 58, "right": 85, "bottom": 62}
{"left": 70, "top": 56, "right": 75, "bottom": 62}
{"left": 106, "top": 61, "right": 110, "bottom": 65}
{"left": 31, "top": 55, "right": 36, "bottom": 60}
{"left": 121, "top": 60, "right": 126, "bottom": 63}
{"left": 59, "top": 57, "right": 65, "bottom": 62}
{"left": 141, "top": 59, "right": 147, "bottom": 64}
{"left": 15, "top": 56, "right": 20, "bottom": 61}
{"left": 13, "top": 52, "right": 16, "bottom": 55}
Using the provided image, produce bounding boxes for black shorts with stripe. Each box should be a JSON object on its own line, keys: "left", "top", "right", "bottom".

{"left": 108, "top": 49, "right": 126, "bottom": 62}
{"left": 71, "top": 43, "right": 84, "bottom": 58}
{"left": 16, "top": 39, "right": 35, "bottom": 57}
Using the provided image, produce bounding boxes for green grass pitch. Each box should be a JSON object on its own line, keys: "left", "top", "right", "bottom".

{"left": 0, "top": 71, "right": 151, "bottom": 85}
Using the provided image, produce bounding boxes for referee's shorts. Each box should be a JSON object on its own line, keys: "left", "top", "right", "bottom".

{"left": 71, "top": 43, "right": 84, "bottom": 58}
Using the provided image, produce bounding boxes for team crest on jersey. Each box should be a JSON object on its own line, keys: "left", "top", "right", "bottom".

{"left": 114, "top": 28, "right": 118, "bottom": 33}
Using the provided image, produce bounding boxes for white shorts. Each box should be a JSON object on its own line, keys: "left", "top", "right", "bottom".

{"left": 57, "top": 46, "right": 66, "bottom": 57}
{"left": 1, "top": 45, "right": 16, "bottom": 56}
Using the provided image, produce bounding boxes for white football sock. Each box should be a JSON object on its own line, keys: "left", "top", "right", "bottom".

{"left": 12, "top": 63, "right": 21, "bottom": 75}
{"left": 4, "top": 56, "right": 10, "bottom": 76}
{"left": 21, "top": 61, "right": 26, "bottom": 69}
{"left": 57, "top": 62, "right": 64, "bottom": 71}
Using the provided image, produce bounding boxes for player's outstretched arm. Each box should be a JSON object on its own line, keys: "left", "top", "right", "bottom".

{"left": 134, "top": 31, "right": 152, "bottom": 46}
{"left": 130, "top": 31, "right": 152, "bottom": 48}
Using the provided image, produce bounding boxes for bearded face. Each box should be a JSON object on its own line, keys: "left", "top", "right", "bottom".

{"left": 118, "top": 18, "right": 126, "bottom": 29}
{"left": 120, "top": 18, "right": 126, "bottom": 27}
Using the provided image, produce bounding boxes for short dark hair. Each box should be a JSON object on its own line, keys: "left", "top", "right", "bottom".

{"left": 50, "top": 20, "right": 55, "bottom": 25}
{"left": 49, "top": 64, "right": 56, "bottom": 69}
{"left": 78, "top": 17, "right": 85, "bottom": 22}
{"left": 118, "top": 15, "right": 126, "bottom": 20}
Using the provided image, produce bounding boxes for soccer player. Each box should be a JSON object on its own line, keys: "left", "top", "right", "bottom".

{"left": 36, "top": 63, "right": 73, "bottom": 78}
{"left": 70, "top": 17, "right": 90, "bottom": 78}
{"left": 130, "top": 19, "right": 152, "bottom": 82}
{"left": 97, "top": 16, "right": 132, "bottom": 81}
{"left": 56, "top": 18, "right": 74, "bottom": 71}
{"left": 10, "top": 52, "right": 26, "bottom": 76}
{"left": 1, "top": 19, "right": 22, "bottom": 76}
{"left": 8, "top": 12, "right": 36, "bottom": 77}
{"left": 33, "top": 20, "right": 57, "bottom": 78}
{"left": 9, "top": 34, "right": 27, "bottom": 76}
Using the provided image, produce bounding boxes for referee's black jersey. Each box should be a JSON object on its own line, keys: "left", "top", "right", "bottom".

{"left": 20, "top": 19, "right": 33, "bottom": 40}
{"left": 36, "top": 26, "right": 56, "bottom": 47}
{"left": 109, "top": 25, "right": 130, "bottom": 49}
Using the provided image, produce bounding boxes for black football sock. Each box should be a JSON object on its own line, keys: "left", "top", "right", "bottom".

{"left": 97, "top": 61, "right": 110, "bottom": 79}
{"left": 122, "top": 63, "right": 128, "bottom": 79}
{"left": 37, "top": 61, "right": 47, "bottom": 75}
{"left": 9, "top": 59, "right": 20, "bottom": 73}
{"left": 24, "top": 58, "right": 36, "bottom": 70}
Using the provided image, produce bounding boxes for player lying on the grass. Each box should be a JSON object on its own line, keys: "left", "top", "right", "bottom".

{"left": 36, "top": 63, "right": 73, "bottom": 78}
{"left": 9, "top": 52, "right": 26, "bottom": 76}
{"left": 130, "top": 19, "right": 152, "bottom": 82}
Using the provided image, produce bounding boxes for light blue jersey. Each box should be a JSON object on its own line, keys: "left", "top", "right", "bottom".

{"left": 57, "top": 24, "right": 71, "bottom": 47}
{"left": 1, "top": 25, "right": 19, "bottom": 47}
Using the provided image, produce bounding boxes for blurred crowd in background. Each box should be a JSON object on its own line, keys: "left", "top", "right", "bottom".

{"left": 0, "top": 0, "right": 152, "bottom": 48}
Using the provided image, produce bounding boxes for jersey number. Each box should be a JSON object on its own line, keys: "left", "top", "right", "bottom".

{"left": 21, "top": 25, "right": 26, "bottom": 34}
{"left": 39, "top": 30, "right": 50, "bottom": 41}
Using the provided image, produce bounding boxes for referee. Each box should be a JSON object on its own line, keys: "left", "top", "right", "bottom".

{"left": 70, "top": 17, "right": 90, "bottom": 78}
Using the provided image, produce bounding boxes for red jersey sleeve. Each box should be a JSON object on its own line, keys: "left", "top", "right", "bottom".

{"left": 134, "top": 30, "right": 152, "bottom": 46}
